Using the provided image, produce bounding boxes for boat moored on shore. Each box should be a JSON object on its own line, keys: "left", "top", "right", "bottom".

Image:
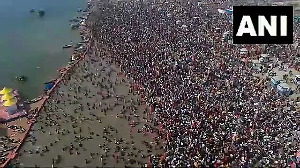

{"left": 63, "top": 44, "right": 73, "bottom": 49}
{"left": 70, "top": 23, "right": 80, "bottom": 30}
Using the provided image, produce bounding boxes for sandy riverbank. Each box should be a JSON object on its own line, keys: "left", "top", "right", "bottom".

{"left": 9, "top": 31, "right": 163, "bottom": 167}
{"left": 0, "top": 23, "right": 92, "bottom": 168}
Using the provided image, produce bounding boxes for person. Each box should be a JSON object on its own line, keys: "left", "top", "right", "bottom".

{"left": 90, "top": 0, "right": 299, "bottom": 167}
{"left": 11, "top": 0, "right": 300, "bottom": 167}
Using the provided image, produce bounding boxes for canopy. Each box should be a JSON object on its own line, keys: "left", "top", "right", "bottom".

{"left": 3, "top": 98, "right": 17, "bottom": 107}
{"left": 1, "top": 93, "right": 14, "bottom": 101}
{"left": 0, "top": 87, "right": 12, "bottom": 95}
{"left": 45, "top": 83, "right": 54, "bottom": 91}
{"left": 295, "top": 16, "right": 300, "bottom": 23}
{"left": 7, "top": 105, "right": 18, "bottom": 115}
{"left": 225, "top": 9, "right": 233, "bottom": 14}
{"left": 218, "top": 9, "right": 225, "bottom": 14}
{"left": 278, "top": 83, "right": 290, "bottom": 89}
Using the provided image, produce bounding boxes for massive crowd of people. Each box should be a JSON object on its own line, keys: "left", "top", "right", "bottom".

{"left": 91, "top": 0, "right": 299, "bottom": 167}
{"left": 10, "top": 10, "right": 163, "bottom": 166}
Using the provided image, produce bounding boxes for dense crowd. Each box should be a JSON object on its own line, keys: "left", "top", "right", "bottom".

{"left": 91, "top": 0, "right": 299, "bottom": 167}
{"left": 9, "top": 5, "right": 164, "bottom": 165}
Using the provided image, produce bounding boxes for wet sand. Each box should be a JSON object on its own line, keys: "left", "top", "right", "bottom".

{"left": 10, "top": 39, "right": 163, "bottom": 167}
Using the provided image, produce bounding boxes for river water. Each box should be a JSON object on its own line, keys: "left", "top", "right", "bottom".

{"left": 0, "top": 0, "right": 86, "bottom": 99}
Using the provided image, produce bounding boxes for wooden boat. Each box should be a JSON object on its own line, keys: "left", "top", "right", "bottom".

{"left": 70, "top": 24, "right": 80, "bottom": 29}
{"left": 69, "top": 18, "right": 80, "bottom": 22}
{"left": 29, "top": 96, "right": 43, "bottom": 103}
{"left": 38, "top": 9, "right": 45, "bottom": 17}
{"left": 24, "top": 96, "right": 43, "bottom": 104}
{"left": 75, "top": 43, "right": 83, "bottom": 48}
{"left": 71, "top": 55, "right": 76, "bottom": 61}
{"left": 63, "top": 45, "right": 73, "bottom": 49}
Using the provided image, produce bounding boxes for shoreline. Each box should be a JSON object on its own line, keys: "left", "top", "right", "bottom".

{"left": 0, "top": 0, "right": 87, "bottom": 100}
{"left": 0, "top": 2, "right": 94, "bottom": 167}
{"left": 4, "top": 1, "right": 163, "bottom": 167}
{"left": 4, "top": 0, "right": 299, "bottom": 167}
{"left": 0, "top": 33, "right": 92, "bottom": 168}
{"left": 8, "top": 29, "right": 164, "bottom": 167}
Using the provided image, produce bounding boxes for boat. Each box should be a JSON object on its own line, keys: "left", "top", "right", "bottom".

{"left": 75, "top": 43, "right": 83, "bottom": 49}
{"left": 71, "top": 54, "right": 80, "bottom": 61}
{"left": 70, "top": 24, "right": 80, "bottom": 30}
{"left": 28, "top": 96, "right": 43, "bottom": 104}
{"left": 63, "top": 45, "right": 73, "bottom": 49}
{"left": 76, "top": 46, "right": 84, "bottom": 50}
{"left": 30, "top": 8, "right": 35, "bottom": 13}
{"left": 38, "top": 9, "right": 45, "bottom": 17}
{"left": 79, "top": 16, "right": 87, "bottom": 20}
{"left": 16, "top": 76, "right": 27, "bottom": 82}
{"left": 69, "top": 18, "right": 80, "bottom": 22}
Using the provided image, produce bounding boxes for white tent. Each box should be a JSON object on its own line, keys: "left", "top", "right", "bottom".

{"left": 218, "top": 9, "right": 225, "bottom": 14}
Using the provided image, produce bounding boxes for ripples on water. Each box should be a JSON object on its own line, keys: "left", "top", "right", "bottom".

{"left": 0, "top": 0, "right": 86, "bottom": 99}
